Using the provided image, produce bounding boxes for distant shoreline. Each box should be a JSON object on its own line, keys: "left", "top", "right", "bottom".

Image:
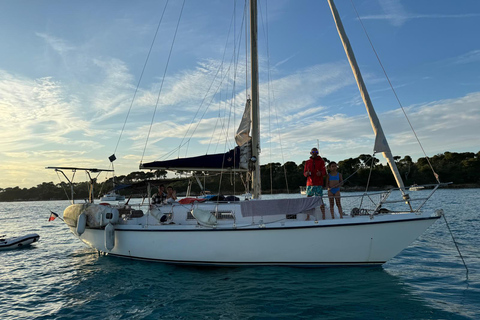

{"left": 1, "top": 184, "right": 478, "bottom": 202}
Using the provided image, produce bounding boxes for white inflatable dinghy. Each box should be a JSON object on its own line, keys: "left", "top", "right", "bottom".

{"left": 0, "top": 234, "right": 40, "bottom": 250}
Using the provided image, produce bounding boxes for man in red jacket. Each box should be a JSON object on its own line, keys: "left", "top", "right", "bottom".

{"left": 304, "top": 147, "right": 326, "bottom": 219}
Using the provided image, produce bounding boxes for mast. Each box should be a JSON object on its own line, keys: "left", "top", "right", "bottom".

{"left": 250, "top": 0, "right": 261, "bottom": 198}
{"left": 328, "top": 0, "right": 410, "bottom": 202}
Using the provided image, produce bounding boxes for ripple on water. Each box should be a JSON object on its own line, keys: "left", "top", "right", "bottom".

{"left": 1, "top": 193, "right": 480, "bottom": 319}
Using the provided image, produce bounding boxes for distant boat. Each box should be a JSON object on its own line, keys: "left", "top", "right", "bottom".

{"left": 100, "top": 183, "right": 130, "bottom": 201}
{"left": 409, "top": 184, "right": 425, "bottom": 191}
{"left": 47, "top": 0, "right": 446, "bottom": 266}
{"left": 100, "top": 191, "right": 125, "bottom": 201}
{"left": 0, "top": 234, "right": 40, "bottom": 250}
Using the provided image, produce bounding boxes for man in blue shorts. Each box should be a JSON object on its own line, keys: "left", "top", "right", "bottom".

{"left": 304, "top": 148, "right": 326, "bottom": 219}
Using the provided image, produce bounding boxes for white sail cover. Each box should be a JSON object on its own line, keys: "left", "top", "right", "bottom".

{"left": 235, "top": 99, "right": 252, "bottom": 170}
{"left": 235, "top": 99, "right": 252, "bottom": 147}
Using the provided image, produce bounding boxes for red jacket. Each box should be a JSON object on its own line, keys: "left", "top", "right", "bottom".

{"left": 304, "top": 156, "right": 326, "bottom": 186}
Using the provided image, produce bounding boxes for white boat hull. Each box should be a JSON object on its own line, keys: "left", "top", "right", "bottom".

{"left": 0, "top": 234, "right": 40, "bottom": 250}
{"left": 100, "top": 192, "right": 125, "bottom": 201}
{"left": 409, "top": 187, "right": 425, "bottom": 191}
{"left": 71, "top": 214, "right": 439, "bottom": 266}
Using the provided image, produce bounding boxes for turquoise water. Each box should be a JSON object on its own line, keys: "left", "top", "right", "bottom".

{"left": 1, "top": 189, "right": 478, "bottom": 319}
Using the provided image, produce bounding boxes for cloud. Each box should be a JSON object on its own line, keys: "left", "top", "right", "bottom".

{"left": 1, "top": 32, "right": 479, "bottom": 189}
{"left": 360, "top": 12, "right": 480, "bottom": 26}
{"left": 260, "top": 62, "right": 355, "bottom": 116}
{"left": 36, "top": 32, "right": 75, "bottom": 55}
{"left": 124, "top": 60, "right": 356, "bottom": 156}
{"left": 451, "top": 50, "right": 480, "bottom": 65}
{"left": 358, "top": 1, "right": 480, "bottom": 27}
{"left": 0, "top": 73, "right": 90, "bottom": 149}
{"left": 375, "top": 0, "right": 408, "bottom": 27}
{"left": 88, "top": 58, "right": 136, "bottom": 121}
{"left": 274, "top": 53, "right": 298, "bottom": 68}
{"left": 386, "top": 92, "right": 480, "bottom": 157}
{"left": 124, "top": 58, "right": 480, "bottom": 169}
{"left": 0, "top": 52, "right": 141, "bottom": 188}
{"left": 0, "top": 149, "right": 105, "bottom": 189}
{"left": 260, "top": 92, "right": 480, "bottom": 167}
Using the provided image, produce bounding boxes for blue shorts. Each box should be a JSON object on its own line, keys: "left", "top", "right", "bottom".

{"left": 306, "top": 186, "right": 323, "bottom": 197}
{"left": 329, "top": 187, "right": 340, "bottom": 195}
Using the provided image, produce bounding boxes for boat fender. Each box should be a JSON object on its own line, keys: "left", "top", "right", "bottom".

{"left": 76, "top": 212, "right": 87, "bottom": 236}
{"left": 105, "top": 223, "right": 115, "bottom": 251}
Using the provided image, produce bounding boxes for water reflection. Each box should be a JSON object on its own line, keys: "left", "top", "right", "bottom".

{"left": 48, "top": 256, "right": 470, "bottom": 319}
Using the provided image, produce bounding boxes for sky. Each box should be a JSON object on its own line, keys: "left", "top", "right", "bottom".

{"left": 0, "top": 0, "right": 479, "bottom": 189}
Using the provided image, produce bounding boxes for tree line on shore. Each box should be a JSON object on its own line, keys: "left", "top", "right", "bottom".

{"left": 0, "top": 151, "right": 478, "bottom": 202}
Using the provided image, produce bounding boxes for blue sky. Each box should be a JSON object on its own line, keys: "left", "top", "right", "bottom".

{"left": 1, "top": 0, "right": 479, "bottom": 188}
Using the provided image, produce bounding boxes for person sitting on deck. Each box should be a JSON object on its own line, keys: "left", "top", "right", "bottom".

{"left": 152, "top": 184, "right": 167, "bottom": 204}
{"left": 166, "top": 186, "right": 177, "bottom": 203}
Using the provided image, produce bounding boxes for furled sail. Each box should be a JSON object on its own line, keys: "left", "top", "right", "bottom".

{"left": 235, "top": 99, "right": 252, "bottom": 170}
{"left": 140, "top": 147, "right": 246, "bottom": 172}
{"left": 141, "top": 100, "right": 253, "bottom": 173}
{"left": 235, "top": 99, "right": 252, "bottom": 147}
{"left": 328, "top": 0, "right": 407, "bottom": 196}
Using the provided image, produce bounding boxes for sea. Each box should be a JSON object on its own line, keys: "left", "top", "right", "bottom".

{"left": 0, "top": 188, "right": 479, "bottom": 320}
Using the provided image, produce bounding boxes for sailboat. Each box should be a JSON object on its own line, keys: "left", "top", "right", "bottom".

{"left": 409, "top": 184, "right": 425, "bottom": 192}
{"left": 100, "top": 190, "right": 125, "bottom": 202}
{"left": 100, "top": 159, "right": 127, "bottom": 201}
{"left": 47, "top": 0, "right": 445, "bottom": 266}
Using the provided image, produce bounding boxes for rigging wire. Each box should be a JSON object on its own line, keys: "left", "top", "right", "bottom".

{"left": 243, "top": 0, "right": 253, "bottom": 196}
{"left": 180, "top": 10, "right": 236, "bottom": 157}
{"left": 141, "top": 0, "right": 186, "bottom": 164}
{"left": 173, "top": 10, "right": 245, "bottom": 159}
{"left": 216, "top": 1, "right": 240, "bottom": 197}
{"left": 56, "top": 172, "right": 71, "bottom": 202}
{"left": 161, "top": 1, "right": 246, "bottom": 196}
{"left": 258, "top": 0, "right": 273, "bottom": 194}
{"left": 179, "top": 55, "right": 238, "bottom": 157}
{"left": 156, "top": 57, "right": 237, "bottom": 162}
{"left": 157, "top": 1, "right": 247, "bottom": 164}
{"left": 334, "top": 155, "right": 374, "bottom": 189}
{"left": 349, "top": 0, "right": 440, "bottom": 184}
{"left": 245, "top": 0, "right": 249, "bottom": 99}
{"left": 100, "top": 1, "right": 171, "bottom": 198}
{"left": 113, "top": 0, "right": 170, "bottom": 158}
{"left": 364, "top": 152, "right": 376, "bottom": 193}
{"left": 206, "top": 10, "right": 237, "bottom": 157}
{"left": 258, "top": 0, "right": 290, "bottom": 194}
{"left": 231, "top": 0, "right": 239, "bottom": 197}
{"left": 442, "top": 214, "right": 470, "bottom": 278}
